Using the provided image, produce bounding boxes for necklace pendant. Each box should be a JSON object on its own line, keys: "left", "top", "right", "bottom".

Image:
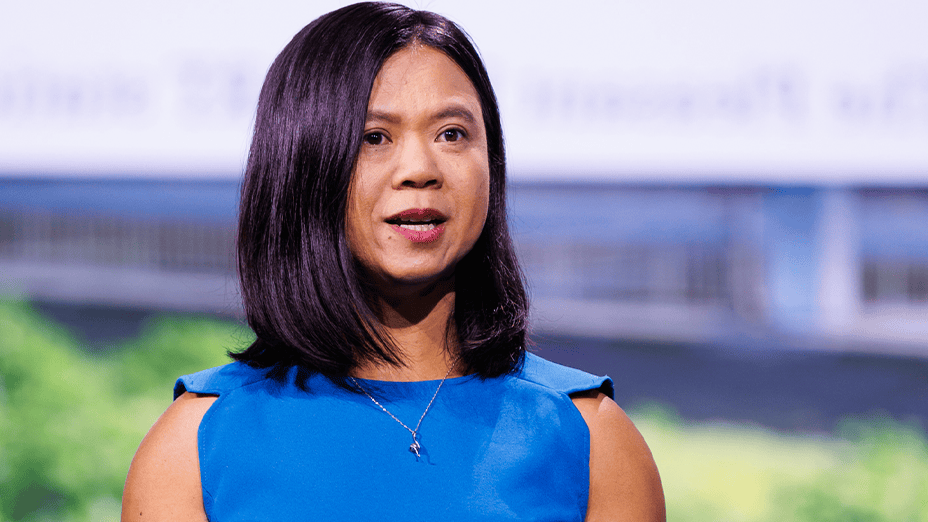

{"left": 409, "top": 439, "right": 421, "bottom": 458}
{"left": 349, "top": 360, "right": 459, "bottom": 464}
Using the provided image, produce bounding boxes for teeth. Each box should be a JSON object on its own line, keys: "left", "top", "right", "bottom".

{"left": 399, "top": 223, "right": 436, "bottom": 231}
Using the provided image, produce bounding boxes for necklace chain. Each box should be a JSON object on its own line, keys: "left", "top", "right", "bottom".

{"left": 349, "top": 360, "right": 458, "bottom": 459}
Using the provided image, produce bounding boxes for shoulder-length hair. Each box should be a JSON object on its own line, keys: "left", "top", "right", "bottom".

{"left": 232, "top": 2, "right": 527, "bottom": 380}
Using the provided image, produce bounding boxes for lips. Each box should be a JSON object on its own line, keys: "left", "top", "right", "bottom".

{"left": 386, "top": 208, "right": 447, "bottom": 243}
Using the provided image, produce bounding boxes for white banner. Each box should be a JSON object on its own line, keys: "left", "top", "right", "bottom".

{"left": 1, "top": 0, "right": 926, "bottom": 182}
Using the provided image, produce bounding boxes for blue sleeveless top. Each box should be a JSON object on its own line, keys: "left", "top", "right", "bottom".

{"left": 175, "top": 353, "right": 613, "bottom": 521}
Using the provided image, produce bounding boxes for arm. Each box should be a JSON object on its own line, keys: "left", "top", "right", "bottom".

{"left": 121, "top": 392, "right": 217, "bottom": 521}
{"left": 572, "top": 391, "right": 666, "bottom": 522}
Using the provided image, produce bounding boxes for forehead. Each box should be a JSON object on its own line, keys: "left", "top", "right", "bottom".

{"left": 367, "top": 46, "right": 482, "bottom": 116}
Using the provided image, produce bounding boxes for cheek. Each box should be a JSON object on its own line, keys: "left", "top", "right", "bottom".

{"left": 344, "top": 211, "right": 362, "bottom": 264}
{"left": 470, "top": 172, "right": 491, "bottom": 235}
{"left": 345, "top": 185, "right": 373, "bottom": 262}
{"left": 478, "top": 187, "right": 490, "bottom": 227}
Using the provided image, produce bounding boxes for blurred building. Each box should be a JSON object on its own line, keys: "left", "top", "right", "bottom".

{"left": 2, "top": 178, "right": 926, "bottom": 358}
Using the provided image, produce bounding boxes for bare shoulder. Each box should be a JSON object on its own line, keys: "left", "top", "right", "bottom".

{"left": 571, "top": 391, "right": 666, "bottom": 522}
{"left": 121, "top": 392, "right": 217, "bottom": 522}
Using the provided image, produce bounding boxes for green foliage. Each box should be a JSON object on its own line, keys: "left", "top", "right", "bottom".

{"left": 771, "top": 417, "right": 928, "bottom": 522}
{"left": 632, "top": 404, "right": 928, "bottom": 522}
{"left": 0, "top": 299, "right": 926, "bottom": 521}
{"left": 0, "top": 300, "right": 250, "bottom": 522}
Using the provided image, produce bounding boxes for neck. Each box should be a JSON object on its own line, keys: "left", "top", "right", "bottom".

{"left": 352, "top": 276, "right": 462, "bottom": 381}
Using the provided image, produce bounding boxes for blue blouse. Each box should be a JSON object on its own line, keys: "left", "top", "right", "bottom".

{"left": 175, "top": 353, "right": 613, "bottom": 521}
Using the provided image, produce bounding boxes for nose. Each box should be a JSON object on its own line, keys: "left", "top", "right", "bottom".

{"left": 391, "top": 137, "right": 443, "bottom": 189}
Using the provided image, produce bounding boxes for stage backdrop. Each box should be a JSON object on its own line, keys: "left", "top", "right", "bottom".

{"left": 1, "top": 0, "right": 926, "bottom": 183}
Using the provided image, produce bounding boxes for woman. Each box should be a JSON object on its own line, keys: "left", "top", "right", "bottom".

{"left": 122, "top": 3, "right": 664, "bottom": 521}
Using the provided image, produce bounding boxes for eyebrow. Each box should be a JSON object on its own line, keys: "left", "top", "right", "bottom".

{"left": 365, "top": 104, "right": 478, "bottom": 125}
{"left": 430, "top": 105, "right": 477, "bottom": 125}
{"left": 365, "top": 110, "right": 400, "bottom": 124}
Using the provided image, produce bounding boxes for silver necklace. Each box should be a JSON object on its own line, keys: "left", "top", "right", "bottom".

{"left": 349, "top": 361, "right": 458, "bottom": 460}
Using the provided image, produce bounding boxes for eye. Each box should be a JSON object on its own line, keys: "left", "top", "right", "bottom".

{"left": 363, "top": 131, "right": 387, "bottom": 145}
{"left": 439, "top": 128, "right": 466, "bottom": 142}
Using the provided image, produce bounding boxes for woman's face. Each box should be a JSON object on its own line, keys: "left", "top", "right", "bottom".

{"left": 346, "top": 46, "right": 490, "bottom": 292}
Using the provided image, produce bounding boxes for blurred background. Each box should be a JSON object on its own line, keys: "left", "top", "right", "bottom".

{"left": 2, "top": 0, "right": 927, "bottom": 520}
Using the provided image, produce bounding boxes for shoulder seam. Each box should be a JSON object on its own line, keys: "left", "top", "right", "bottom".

{"left": 514, "top": 353, "right": 614, "bottom": 399}
{"left": 174, "top": 362, "right": 270, "bottom": 399}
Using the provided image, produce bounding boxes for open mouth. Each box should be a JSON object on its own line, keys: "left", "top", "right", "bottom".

{"left": 385, "top": 209, "right": 447, "bottom": 231}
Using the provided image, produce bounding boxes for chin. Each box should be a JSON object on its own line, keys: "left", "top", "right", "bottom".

{"left": 382, "top": 266, "right": 456, "bottom": 289}
{"left": 391, "top": 273, "right": 448, "bottom": 288}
